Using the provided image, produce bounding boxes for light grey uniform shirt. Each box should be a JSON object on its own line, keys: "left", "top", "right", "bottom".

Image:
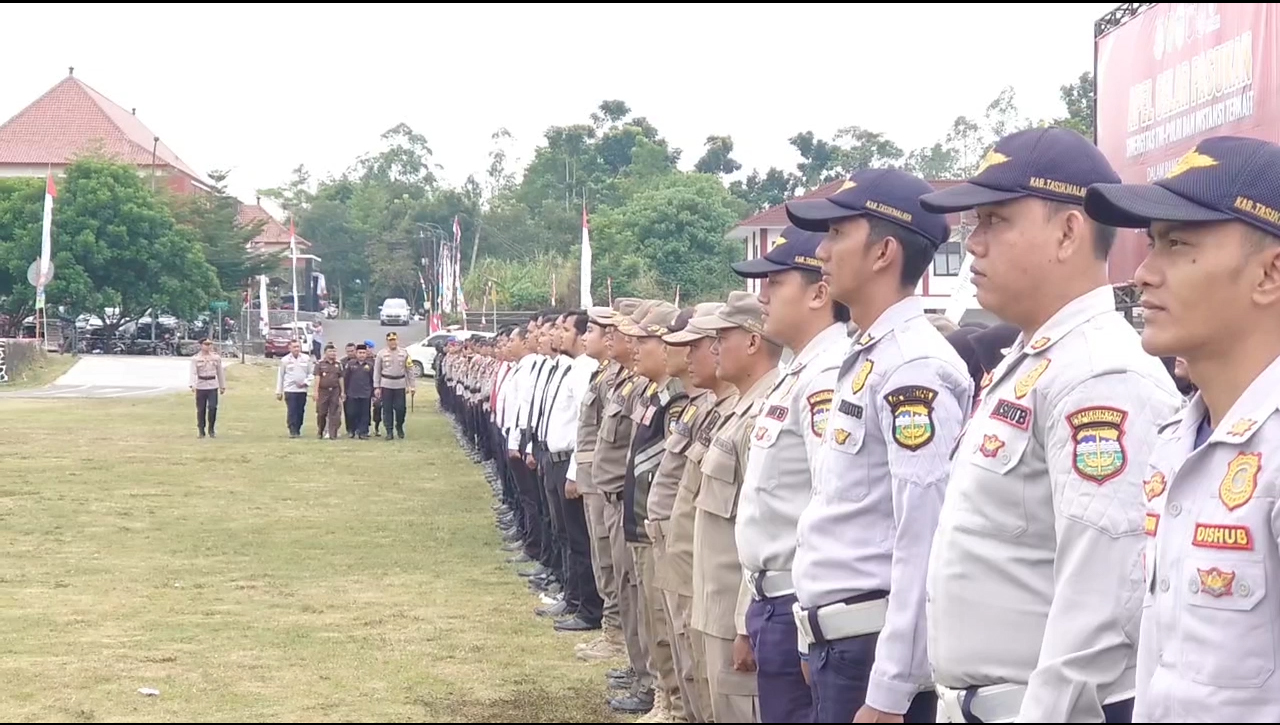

{"left": 1135, "top": 354, "right": 1280, "bottom": 722}
{"left": 927, "top": 285, "right": 1182, "bottom": 722}
{"left": 794, "top": 296, "right": 972, "bottom": 714}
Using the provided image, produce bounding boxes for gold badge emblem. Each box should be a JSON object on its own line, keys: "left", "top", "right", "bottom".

{"left": 1228, "top": 419, "right": 1258, "bottom": 437}
{"left": 1029, "top": 336, "right": 1051, "bottom": 351}
{"left": 851, "top": 361, "right": 873, "bottom": 394}
{"left": 1197, "top": 567, "right": 1235, "bottom": 598}
{"left": 1014, "top": 358, "right": 1050, "bottom": 400}
{"left": 1219, "top": 452, "right": 1260, "bottom": 512}
{"left": 1143, "top": 471, "right": 1167, "bottom": 501}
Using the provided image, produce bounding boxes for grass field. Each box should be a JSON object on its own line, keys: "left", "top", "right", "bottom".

{"left": 2, "top": 352, "right": 78, "bottom": 390}
{"left": 0, "top": 364, "right": 625, "bottom": 723}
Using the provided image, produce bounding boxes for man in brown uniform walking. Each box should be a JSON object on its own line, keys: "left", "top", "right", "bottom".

{"left": 189, "top": 337, "right": 226, "bottom": 438}
{"left": 313, "top": 343, "right": 344, "bottom": 440}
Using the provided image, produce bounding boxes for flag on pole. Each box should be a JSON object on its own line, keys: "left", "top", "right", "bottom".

{"left": 258, "top": 274, "right": 271, "bottom": 337}
{"left": 453, "top": 215, "right": 467, "bottom": 316}
{"left": 580, "top": 202, "right": 593, "bottom": 307}
{"left": 674, "top": 285, "right": 681, "bottom": 309}
{"left": 35, "top": 170, "right": 56, "bottom": 321}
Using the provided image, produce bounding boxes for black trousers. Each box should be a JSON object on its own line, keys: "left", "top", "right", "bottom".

{"left": 512, "top": 457, "right": 544, "bottom": 561}
{"left": 538, "top": 452, "right": 569, "bottom": 584}
{"left": 195, "top": 388, "right": 219, "bottom": 432}
{"left": 284, "top": 392, "right": 307, "bottom": 434}
{"left": 380, "top": 388, "right": 407, "bottom": 433}
{"left": 348, "top": 397, "right": 371, "bottom": 436}
{"left": 344, "top": 397, "right": 355, "bottom": 434}
{"left": 563, "top": 481, "right": 602, "bottom": 624}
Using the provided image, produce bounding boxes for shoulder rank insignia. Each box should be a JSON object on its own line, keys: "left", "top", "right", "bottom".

{"left": 621, "top": 380, "right": 634, "bottom": 396}
{"left": 1143, "top": 471, "right": 1167, "bottom": 501}
{"left": 646, "top": 381, "right": 658, "bottom": 397}
{"left": 884, "top": 385, "right": 939, "bottom": 451}
{"left": 682, "top": 405, "right": 699, "bottom": 423}
{"left": 1228, "top": 418, "right": 1258, "bottom": 437}
{"left": 851, "top": 361, "right": 873, "bottom": 394}
{"left": 1220, "top": 452, "right": 1260, "bottom": 511}
{"left": 1015, "top": 358, "right": 1050, "bottom": 400}
{"left": 1066, "top": 406, "right": 1128, "bottom": 484}
{"left": 807, "top": 390, "right": 833, "bottom": 437}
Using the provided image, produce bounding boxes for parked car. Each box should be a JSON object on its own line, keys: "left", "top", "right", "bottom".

{"left": 405, "top": 330, "right": 493, "bottom": 377}
{"left": 264, "top": 321, "right": 313, "bottom": 357}
{"left": 379, "top": 298, "right": 411, "bottom": 326}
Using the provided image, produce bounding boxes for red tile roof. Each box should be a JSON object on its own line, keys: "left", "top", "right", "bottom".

{"left": 237, "top": 203, "right": 312, "bottom": 250}
{"left": 0, "top": 74, "right": 210, "bottom": 185}
{"left": 738, "top": 178, "right": 967, "bottom": 229}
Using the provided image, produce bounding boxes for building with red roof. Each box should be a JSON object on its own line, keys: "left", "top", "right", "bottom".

{"left": 0, "top": 69, "right": 213, "bottom": 195}
{"left": 728, "top": 178, "right": 985, "bottom": 315}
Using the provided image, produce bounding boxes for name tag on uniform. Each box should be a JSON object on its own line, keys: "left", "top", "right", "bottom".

{"left": 838, "top": 400, "right": 864, "bottom": 419}
{"left": 765, "top": 404, "right": 788, "bottom": 422}
{"left": 642, "top": 405, "right": 657, "bottom": 426}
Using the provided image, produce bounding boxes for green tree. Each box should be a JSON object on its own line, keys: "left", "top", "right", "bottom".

{"left": 0, "top": 177, "right": 53, "bottom": 333}
{"left": 1054, "top": 72, "right": 1096, "bottom": 141}
{"left": 0, "top": 158, "right": 219, "bottom": 333}
{"left": 169, "top": 169, "right": 273, "bottom": 299}
{"left": 728, "top": 168, "right": 797, "bottom": 214}
{"left": 694, "top": 135, "right": 742, "bottom": 176}
{"left": 790, "top": 127, "right": 904, "bottom": 188}
{"left": 257, "top": 164, "right": 314, "bottom": 218}
{"left": 593, "top": 173, "right": 746, "bottom": 302}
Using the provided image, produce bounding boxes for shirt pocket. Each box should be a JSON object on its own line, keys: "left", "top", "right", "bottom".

{"left": 665, "top": 432, "right": 692, "bottom": 456}
{"left": 821, "top": 404, "right": 869, "bottom": 502}
{"left": 696, "top": 441, "right": 740, "bottom": 519}
{"left": 1180, "top": 556, "right": 1273, "bottom": 688}
{"left": 600, "top": 399, "right": 624, "bottom": 443}
{"left": 954, "top": 426, "right": 1035, "bottom": 537}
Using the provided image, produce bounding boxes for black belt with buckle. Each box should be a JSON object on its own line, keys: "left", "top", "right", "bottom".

{"left": 383, "top": 374, "right": 405, "bottom": 380}
{"left": 198, "top": 375, "right": 216, "bottom": 380}
{"left": 549, "top": 450, "right": 573, "bottom": 463}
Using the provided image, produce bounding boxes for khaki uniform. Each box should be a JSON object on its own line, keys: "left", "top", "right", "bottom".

{"left": 578, "top": 359, "right": 621, "bottom": 633}
{"left": 313, "top": 358, "right": 344, "bottom": 438}
{"left": 189, "top": 350, "right": 225, "bottom": 436}
{"left": 595, "top": 369, "right": 654, "bottom": 688}
{"left": 694, "top": 370, "right": 777, "bottom": 723}
{"left": 374, "top": 347, "right": 415, "bottom": 436}
{"left": 656, "top": 388, "right": 727, "bottom": 724}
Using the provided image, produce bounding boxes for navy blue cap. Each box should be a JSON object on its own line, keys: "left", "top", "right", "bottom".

{"left": 731, "top": 225, "right": 825, "bottom": 278}
{"left": 1085, "top": 136, "right": 1280, "bottom": 236}
{"left": 919, "top": 127, "right": 1121, "bottom": 213}
{"left": 786, "top": 168, "right": 951, "bottom": 247}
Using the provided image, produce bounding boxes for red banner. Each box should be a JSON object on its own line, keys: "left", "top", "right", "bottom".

{"left": 1096, "top": 2, "right": 1276, "bottom": 281}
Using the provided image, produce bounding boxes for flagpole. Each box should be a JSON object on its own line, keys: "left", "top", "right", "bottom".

{"left": 289, "top": 216, "right": 299, "bottom": 332}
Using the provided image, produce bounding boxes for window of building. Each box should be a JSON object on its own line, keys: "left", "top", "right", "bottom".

{"left": 933, "top": 240, "right": 963, "bottom": 276}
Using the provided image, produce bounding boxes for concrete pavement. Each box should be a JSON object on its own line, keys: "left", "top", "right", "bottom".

{"left": 0, "top": 354, "right": 236, "bottom": 399}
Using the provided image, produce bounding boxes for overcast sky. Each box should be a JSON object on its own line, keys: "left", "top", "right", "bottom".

{"left": 2, "top": 2, "right": 1119, "bottom": 205}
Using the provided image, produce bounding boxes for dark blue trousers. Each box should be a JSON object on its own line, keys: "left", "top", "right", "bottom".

{"left": 746, "top": 594, "right": 813, "bottom": 723}
{"left": 809, "top": 632, "right": 936, "bottom": 723}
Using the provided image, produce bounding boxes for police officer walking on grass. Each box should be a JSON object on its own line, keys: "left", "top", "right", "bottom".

{"left": 784, "top": 168, "right": 972, "bottom": 724}
{"left": 1083, "top": 136, "right": 1280, "bottom": 723}
{"left": 727, "top": 225, "right": 849, "bottom": 723}
{"left": 918, "top": 127, "right": 1182, "bottom": 723}
{"left": 190, "top": 337, "right": 225, "bottom": 438}
{"left": 374, "top": 331, "right": 415, "bottom": 441}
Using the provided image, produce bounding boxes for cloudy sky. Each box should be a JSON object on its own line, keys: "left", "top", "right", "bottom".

{"left": 1, "top": 2, "right": 1118, "bottom": 204}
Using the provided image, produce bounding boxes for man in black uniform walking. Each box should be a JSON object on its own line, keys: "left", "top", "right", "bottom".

{"left": 343, "top": 344, "right": 375, "bottom": 439}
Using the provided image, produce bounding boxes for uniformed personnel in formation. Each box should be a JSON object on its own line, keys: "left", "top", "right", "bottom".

{"left": 189, "top": 337, "right": 226, "bottom": 439}
{"left": 1084, "top": 135, "right": 1280, "bottom": 723}
{"left": 434, "top": 123, "right": 1217, "bottom": 725}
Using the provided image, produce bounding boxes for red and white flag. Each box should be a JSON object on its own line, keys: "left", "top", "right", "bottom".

{"left": 38, "top": 171, "right": 56, "bottom": 286}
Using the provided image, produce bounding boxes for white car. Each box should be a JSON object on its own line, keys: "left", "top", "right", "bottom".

{"left": 406, "top": 330, "right": 493, "bottom": 377}
{"left": 379, "top": 298, "right": 411, "bottom": 326}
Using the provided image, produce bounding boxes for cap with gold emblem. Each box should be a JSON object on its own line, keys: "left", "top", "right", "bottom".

{"left": 614, "top": 300, "right": 657, "bottom": 335}
{"left": 622, "top": 303, "right": 680, "bottom": 338}
{"left": 692, "top": 291, "right": 776, "bottom": 343}
{"left": 663, "top": 302, "right": 725, "bottom": 345}
{"left": 385, "top": 332, "right": 398, "bottom": 341}
{"left": 588, "top": 297, "right": 642, "bottom": 327}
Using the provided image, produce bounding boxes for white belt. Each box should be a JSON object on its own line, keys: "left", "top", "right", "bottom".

{"left": 747, "top": 570, "right": 794, "bottom": 600}
{"left": 934, "top": 683, "right": 1137, "bottom": 723}
{"left": 791, "top": 597, "right": 888, "bottom": 648}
